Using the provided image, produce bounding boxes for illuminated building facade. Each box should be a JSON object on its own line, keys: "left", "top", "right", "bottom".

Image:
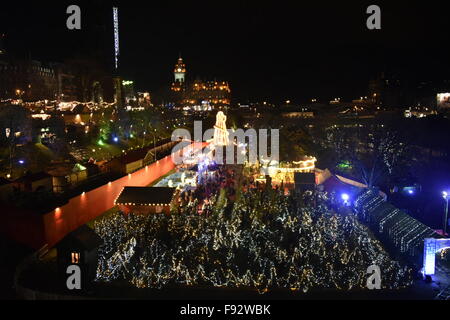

{"left": 170, "top": 56, "right": 231, "bottom": 110}
{"left": 122, "top": 80, "right": 135, "bottom": 104}
{"left": 171, "top": 56, "right": 186, "bottom": 94}
{"left": 174, "top": 56, "right": 186, "bottom": 83}
{"left": 264, "top": 157, "right": 317, "bottom": 185}
{"left": 437, "top": 93, "right": 450, "bottom": 109}
{"left": 0, "top": 5, "right": 124, "bottom": 104}
{"left": 183, "top": 79, "right": 231, "bottom": 109}
{"left": 137, "top": 92, "right": 151, "bottom": 105}
{"left": 0, "top": 59, "right": 58, "bottom": 101}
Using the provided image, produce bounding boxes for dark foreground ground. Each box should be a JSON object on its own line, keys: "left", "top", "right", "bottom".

{"left": 13, "top": 250, "right": 449, "bottom": 300}
{"left": 0, "top": 236, "right": 33, "bottom": 299}
{"left": 2, "top": 234, "right": 449, "bottom": 300}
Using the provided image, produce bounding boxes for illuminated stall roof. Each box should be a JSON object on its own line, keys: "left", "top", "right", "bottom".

{"left": 115, "top": 187, "right": 176, "bottom": 206}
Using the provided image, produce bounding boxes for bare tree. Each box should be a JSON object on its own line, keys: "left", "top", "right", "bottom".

{"left": 329, "top": 125, "right": 409, "bottom": 188}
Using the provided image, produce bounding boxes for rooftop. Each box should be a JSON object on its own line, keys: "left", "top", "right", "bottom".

{"left": 58, "top": 225, "right": 103, "bottom": 251}
{"left": 14, "top": 172, "right": 51, "bottom": 183}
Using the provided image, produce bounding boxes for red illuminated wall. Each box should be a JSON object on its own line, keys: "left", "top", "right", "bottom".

{"left": 42, "top": 142, "right": 206, "bottom": 248}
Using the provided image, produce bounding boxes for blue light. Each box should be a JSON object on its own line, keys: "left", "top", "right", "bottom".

{"left": 408, "top": 190, "right": 414, "bottom": 195}
{"left": 113, "top": 137, "right": 119, "bottom": 143}
{"left": 423, "top": 238, "right": 450, "bottom": 275}
{"left": 341, "top": 193, "right": 349, "bottom": 201}
{"left": 18, "top": 160, "right": 25, "bottom": 165}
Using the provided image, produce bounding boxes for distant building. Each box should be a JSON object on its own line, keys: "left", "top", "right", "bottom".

{"left": 47, "top": 163, "right": 88, "bottom": 193}
{"left": 13, "top": 171, "right": 53, "bottom": 193}
{"left": 110, "top": 149, "right": 149, "bottom": 174}
{"left": 53, "top": 63, "right": 78, "bottom": 102}
{"left": 0, "top": 57, "right": 117, "bottom": 103}
{"left": 437, "top": 93, "right": 450, "bottom": 109}
{"left": 170, "top": 56, "right": 231, "bottom": 110}
{"left": 369, "top": 73, "right": 410, "bottom": 108}
{"left": 57, "top": 225, "right": 103, "bottom": 290}
{"left": 404, "top": 107, "right": 437, "bottom": 118}
{"left": 282, "top": 111, "right": 314, "bottom": 119}
{"left": 137, "top": 92, "right": 152, "bottom": 106}
{"left": 367, "top": 72, "right": 442, "bottom": 109}
{"left": 0, "top": 59, "right": 58, "bottom": 101}
{"left": 122, "top": 80, "right": 136, "bottom": 104}
{"left": 0, "top": 4, "right": 121, "bottom": 104}
{"left": 182, "top": 79, "right": 231, "bottom": 109}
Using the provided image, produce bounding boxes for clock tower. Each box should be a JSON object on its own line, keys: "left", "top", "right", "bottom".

{"left": 174, "top": 56, "right": 186, "bottom": 83}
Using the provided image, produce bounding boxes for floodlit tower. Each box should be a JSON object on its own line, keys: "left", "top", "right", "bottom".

{"left": 174, "top": 56, "right": 186, "bottom": 83}
{"left": 112, "top": 6, "right": 123, "bottom": 107}
{"left": 113, "top": 7, "right": 120, "bottom": 70}
{"left": 213, "top": 111, "right": 229, "bottom": 146}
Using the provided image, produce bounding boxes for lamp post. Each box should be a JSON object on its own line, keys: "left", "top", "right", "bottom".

{"left": 442, "top": 191, "right": 449, "bottom": 236}
{"left": 148, "top": 130, "right": 157, "bottom": 162}
{"left": 142, "top": 131, "right": 146, "bottom": 148}
{"left": 6, "top": 127, "right": 12, "bottom": 179}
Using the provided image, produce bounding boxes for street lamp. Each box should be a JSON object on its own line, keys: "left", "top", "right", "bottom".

{"left": 341, "top": 193, "right": 350, "bottom": 206}
{"left": 442, "top": 191, "right": 449, "bottom": 236}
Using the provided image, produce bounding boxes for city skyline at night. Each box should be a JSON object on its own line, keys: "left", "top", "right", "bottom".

{"left": 1, "top": 1, "right": 450, "bottom": 103}
{"left": 1, "top": 0, "right": 450, "bottom": 306}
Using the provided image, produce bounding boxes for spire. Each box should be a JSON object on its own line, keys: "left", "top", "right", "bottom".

{"left": 174, "top": 55, "right": 186, "bottom": 83}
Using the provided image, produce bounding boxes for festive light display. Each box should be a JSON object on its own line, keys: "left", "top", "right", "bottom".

{"left": 264, "top": 158, "right": 317, "bottom": 183}
{"left": 355, "top": 189, "right": 440, "bottom": 258}
{"left": 423, "top": 238, "right": 450, "bottom": 275}
{"left": 94, "top": 184, "right": 412, "bottom": 293}
{"left": 113, "top": 7, "right": 120, "bottom": 70}
{"left": 212, "top": 111, "right": 229, "bottom": 147}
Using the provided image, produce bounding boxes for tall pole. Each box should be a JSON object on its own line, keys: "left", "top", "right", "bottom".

{"left": 113, "top": 7, "right": 120, "bottom": 71}
{"left": 445, "top": 197, "right": 449, "bottom": 236}
{"left": 154, "top": 129, "right": 157, "bottom": 161}
{"left": 153, "top": 135, "right": 156, "bottom": 162}
{"left": 9, "top": 139, "right": 12, "bottom": 178}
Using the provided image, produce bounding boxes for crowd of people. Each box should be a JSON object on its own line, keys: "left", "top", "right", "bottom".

{"left": 175, "top": 164, "right": 240, "bottom": 216}
{"left": 93, "top": 165, "right": 413, "bottom": 293}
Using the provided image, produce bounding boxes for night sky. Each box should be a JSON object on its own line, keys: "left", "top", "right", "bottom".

{"left": 1, "top": 0, "right": 450, "bottom": 103}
